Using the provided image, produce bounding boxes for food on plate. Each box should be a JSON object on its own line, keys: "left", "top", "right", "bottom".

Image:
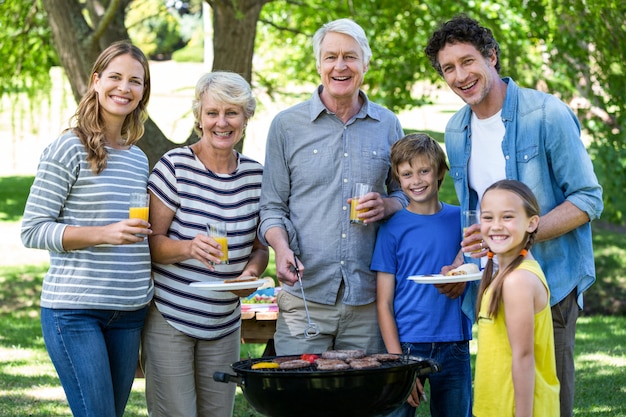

{"left": 279, "top": 359, "right": 313, "bottom": 370}
{"left": 445, "top": 263, "right": 480, "bottom": 276}
{"left": 223, "top": 276, "right": 258, "bottom": 284}
{"left": 314, "top": 358, "right": 351, "bottom": 370}
{"left": 251, "top": 361, "right": 279, "bottom": 370}
{"left": 349, "top": 358, "right": 381, "bottom": 369}
{"left": 321, "top": 349, "right": 366, "bottom": 360}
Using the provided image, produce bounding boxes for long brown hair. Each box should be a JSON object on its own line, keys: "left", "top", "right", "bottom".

{"left": 476, "top": 180, "right": 540, "bottom": 318}
{"left": 67, "top": 40, "right": 151, "bottom": 174}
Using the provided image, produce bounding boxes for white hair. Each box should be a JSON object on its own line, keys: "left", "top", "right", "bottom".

{"left": 312, "top": 18, "right": 372, "bottom": 68}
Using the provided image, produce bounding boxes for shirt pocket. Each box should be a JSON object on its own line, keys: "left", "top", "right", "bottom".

{"left": 516, "top": 145, "right": 540, "bottom": 164}
{"left": 359, "top": 145, "right": 391, "bottom": 184}
{"left": 292, "top": 146, "right": 335, "bottom": 186}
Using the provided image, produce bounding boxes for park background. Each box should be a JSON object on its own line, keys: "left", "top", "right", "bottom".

{"left": 1, "top": 0, "right": 625, "bottom": 416}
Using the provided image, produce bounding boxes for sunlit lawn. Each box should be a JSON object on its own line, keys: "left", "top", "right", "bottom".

{"left": 1, "top": 264, "right": 625, "bottom": 416}
{"left": 1, "top": 173, "right": 625, "bottom": 416}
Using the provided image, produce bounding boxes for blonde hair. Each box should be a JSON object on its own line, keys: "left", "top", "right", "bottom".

{"left": 476, "top": 180, "right": 540, "bottom": 318}
{"left": 191, "top": 71, "right": 256, "bottom": 137}
{"left": 68, "top": 40, "right": 151, "bottom": 174}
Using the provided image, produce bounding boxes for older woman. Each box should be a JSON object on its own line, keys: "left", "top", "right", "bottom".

{"left": 141, "top": 72, "right": 268, "bottom": 417}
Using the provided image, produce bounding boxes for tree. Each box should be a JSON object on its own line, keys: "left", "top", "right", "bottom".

{"left": 3, "top": 0, "right": 272, "bottom": 167}
{"left": 1, "top": 0, "right": 625, "bottom": 223}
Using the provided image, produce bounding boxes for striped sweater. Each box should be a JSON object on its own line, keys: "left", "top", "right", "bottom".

{"left": 21, "top": 132, "right": 154, "bottom": 310}
{"left": 148, "top": 146, "right": 263, "bottom": 339}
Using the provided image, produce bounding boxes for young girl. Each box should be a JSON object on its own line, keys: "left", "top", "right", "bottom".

{"left": 473, "top": 180, "right": 560, "bottom": 417}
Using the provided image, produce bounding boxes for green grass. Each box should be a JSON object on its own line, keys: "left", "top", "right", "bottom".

{"left": 1, "top": 265, "right": 624, "bottom": 416}
{"left": 2, "top": 174, "right": 625, "bottom": 416}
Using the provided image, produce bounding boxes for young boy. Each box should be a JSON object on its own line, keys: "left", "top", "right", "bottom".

{"left": 371, "top": 133, "right": 472, "bottom": 417}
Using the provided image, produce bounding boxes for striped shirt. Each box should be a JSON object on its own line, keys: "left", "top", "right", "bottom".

{"left": 148, "top": 146, "right": 263, "bottom": 339}
{"left": 21, "top": 132, "right": 154, "bottom": 310}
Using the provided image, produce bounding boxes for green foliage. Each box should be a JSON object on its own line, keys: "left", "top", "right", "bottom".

{"left": 255, "top": 0, "right": 626, "bottom": 224}
{"left": 536, "top": 0, "right": 626, "bottom": 224}
{"left": 0, "top": 0, "right": 625, "bottom": 224}
{"left": 0, "top": 0, "right": 57, "bottom": 100}
{"left": 126, "top": 0, "right": 185, "bottom": 59}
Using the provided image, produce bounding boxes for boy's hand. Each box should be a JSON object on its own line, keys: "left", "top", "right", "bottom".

{"left": 433, "top": 282, "right": 466, "bottom": 299}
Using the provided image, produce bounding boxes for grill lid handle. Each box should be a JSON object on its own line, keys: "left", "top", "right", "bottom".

{"left": 213, "top": 372, "right": 243, "bottom": 385}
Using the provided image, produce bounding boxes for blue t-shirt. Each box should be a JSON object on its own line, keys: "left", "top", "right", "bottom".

{"left": 371, "top": 203, "right": 472, "bottom": 343}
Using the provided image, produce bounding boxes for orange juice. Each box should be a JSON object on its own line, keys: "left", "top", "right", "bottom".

{"left": 350, "top": 198, "right": 369, "bottom": 224}
{"left": 129, "top": 206, "right": 149, "bottom": 222}
{"left": 214, "top": 236, "right": 229, "bottom": 264}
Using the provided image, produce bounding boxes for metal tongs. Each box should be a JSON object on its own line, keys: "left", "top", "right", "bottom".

{"left": 293, "top": 253, "right": 320, "bottom": 338}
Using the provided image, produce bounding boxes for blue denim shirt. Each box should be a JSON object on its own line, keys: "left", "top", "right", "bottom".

{"left": 445, "top": 78, "right": 603, "bottom": 319}
{"left": 259, "top": 86, "right": 405, "bottom": 305}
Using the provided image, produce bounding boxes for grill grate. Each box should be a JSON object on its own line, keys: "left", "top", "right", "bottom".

{"left": 234, "top": 355, "right": 428, "bottom": 374}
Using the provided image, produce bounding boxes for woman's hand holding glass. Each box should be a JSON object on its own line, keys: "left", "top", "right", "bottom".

{"left": 188, "top": 233, "right": 228, "bottom": 271}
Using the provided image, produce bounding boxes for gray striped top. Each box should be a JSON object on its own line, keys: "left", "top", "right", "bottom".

{"left": 148, "top": 146, "right": 263, "bottom": 339}
{"left": 21, "top": 132, "right": 154, "bottom": 310}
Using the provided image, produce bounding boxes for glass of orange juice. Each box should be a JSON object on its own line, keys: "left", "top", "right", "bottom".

{"left": 350, "top": 183, "right": 372, "bottom": 225}
{"left": 463, "top": 210, "right": 480, "bottom": 259}
{"left": 207, "top": 221, "right": 229, "bottom": 264}
{"left": 129, "top": 193, "right": 150, "bottom": 222}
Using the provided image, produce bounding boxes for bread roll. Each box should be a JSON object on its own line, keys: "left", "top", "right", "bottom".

{"left": 446, "top": 263, "right": 480, "bottom": 276}
{"left": 223, "top": 276, "right": 258, "bottom": 284}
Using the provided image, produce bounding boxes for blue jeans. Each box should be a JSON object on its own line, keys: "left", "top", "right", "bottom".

{"left": 41, "top": 307, "right": 148, "bottom": 417}
{"left": 385, "top": 341, "right": 472, "bottom": 417}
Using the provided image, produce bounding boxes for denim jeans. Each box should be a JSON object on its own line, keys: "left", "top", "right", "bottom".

{"left": 41, "top": 307, "right": 148, "bottom": 417}
{"left": 385, "top": 341, "right": 472, "bottom": 417}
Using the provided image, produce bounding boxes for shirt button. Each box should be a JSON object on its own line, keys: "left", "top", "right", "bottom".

{"left": 524, "top": 154, "right": 529, "bottom": 160}
{"left": 505, "top": 155, "right": 510, "bottom": 160}
{"left": 313, "top": 149, "right": 318, "bottom": 154}
{"left": 344, "top": 153, "right": 348, "bottom": 157}
{"left": 340, "top": 261, "right": 345, "bottom": 265}
{"left": 373, "top": 151, "right": 377, "bottom": 156}
{"left": 343, "top": 178, "right": 348, "bottom": 183}
{"left": 342, "top": 233, "right": 346, "bottom": 238}
{"left": 343, "top": 206, "right": 348, "bottom": 211}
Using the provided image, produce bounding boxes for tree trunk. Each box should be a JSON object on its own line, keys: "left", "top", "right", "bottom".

{"left": 208, "top": 0, "right": 270, "bottom": 83}
{"left": 41, "top": 0, "right": 99, "bottom": 99}
{"left": 42, "top": 0, "right": 269, "bottom": 167}
{"left": 207, "top": 0, "right": 271, "bottom": 153}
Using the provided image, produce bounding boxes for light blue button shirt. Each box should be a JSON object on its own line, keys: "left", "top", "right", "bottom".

{"left": 445, "top": 77, "right": 603, "bottom": 319}
{"left": 259, "top": 86, "right": 405, "bottom": 305}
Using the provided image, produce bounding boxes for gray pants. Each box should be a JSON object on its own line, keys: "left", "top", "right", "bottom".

{"left": 273, "top": 288, "right": 384, "bottom": 356}
{"left": 551, "top": 289, "right": 579, "bottom": 417}
{"left": 141, "top": 304, "right": 240, "bottom": 417}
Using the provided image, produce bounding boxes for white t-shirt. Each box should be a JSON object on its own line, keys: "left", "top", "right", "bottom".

{"left": 468, "top": 110, "right": 507, "bottom": 209}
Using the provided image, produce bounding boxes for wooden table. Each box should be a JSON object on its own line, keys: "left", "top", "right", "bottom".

{"left": 241, "top": 310, "right": 278, "bottom": 356}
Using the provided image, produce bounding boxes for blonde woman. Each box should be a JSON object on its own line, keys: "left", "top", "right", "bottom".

{"left": 21, "top": 40, "right": 153, "bottom": 417}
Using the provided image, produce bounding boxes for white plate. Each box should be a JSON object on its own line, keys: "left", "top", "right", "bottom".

{"left": 189, "top": 280, "right": 264, "bottom": 291}
{"left": 408, "top": 272, "right": 482, "bottom": 284}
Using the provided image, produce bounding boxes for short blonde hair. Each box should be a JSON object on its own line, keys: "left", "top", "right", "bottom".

{"left": 192, "top": 72, "right": 256, "bottom": 137}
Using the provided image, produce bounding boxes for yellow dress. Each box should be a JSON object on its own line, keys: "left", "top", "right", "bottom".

{"left": 473, "top": 260, "right": 560, "bottom": 417}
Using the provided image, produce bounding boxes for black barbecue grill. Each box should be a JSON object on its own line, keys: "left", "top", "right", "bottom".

{"left": 214, "top": 354, "right": 440, "bottom": 417}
